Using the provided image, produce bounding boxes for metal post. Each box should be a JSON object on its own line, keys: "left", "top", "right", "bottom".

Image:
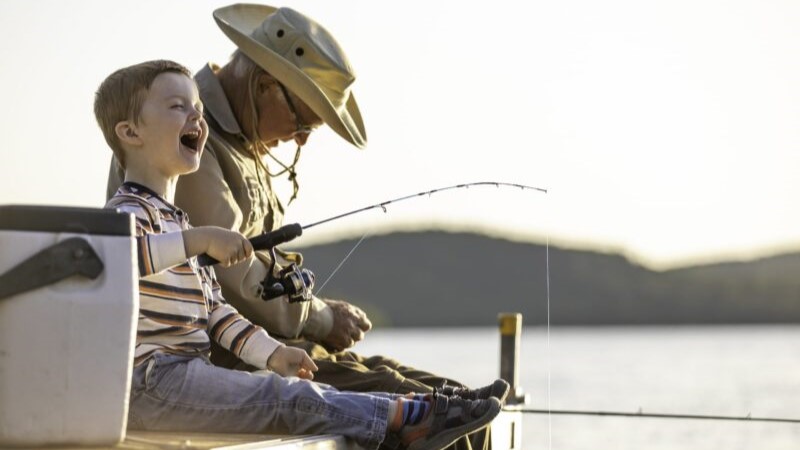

{"left": 498, "top": 312, "right": 528, "bottom": 405}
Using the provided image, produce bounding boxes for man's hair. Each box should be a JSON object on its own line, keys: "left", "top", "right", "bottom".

{"left": 229, "top": 50, "right": 271, "bottom": 80}
{"left": 94, "top": 60, "right": 193, "bottom": 168}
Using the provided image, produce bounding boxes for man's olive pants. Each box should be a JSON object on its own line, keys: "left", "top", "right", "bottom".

{"left": 211, "top": 339, "right": 493, "bottom": 450}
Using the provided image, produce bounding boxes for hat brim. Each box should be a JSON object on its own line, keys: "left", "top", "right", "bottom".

{"left": 213, "top": 4, "right": 366, "bottom": 148}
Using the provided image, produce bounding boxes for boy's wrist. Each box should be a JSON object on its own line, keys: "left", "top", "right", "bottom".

{"left": 182, "top": 227, "right": 208, "bottom": 258}
{"left": 265, "top": 344, "right": 286, "bottom": 371}
{"left": 147, "top": 231, "right": 189, "bottom": 272}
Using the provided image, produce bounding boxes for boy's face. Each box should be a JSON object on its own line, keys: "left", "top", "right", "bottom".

{"left": 133, "top": 72, "right": 208, "bottom": 177}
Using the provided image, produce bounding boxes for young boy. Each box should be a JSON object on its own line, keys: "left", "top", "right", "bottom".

{"left": 94, "top": 59, "right": 505, "bottom": 450}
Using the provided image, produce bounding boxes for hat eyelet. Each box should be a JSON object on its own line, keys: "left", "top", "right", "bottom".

{"left": 277, "top": 29, "right": 284, "bottom": 38}
{"left": 295, "top": 47, "right": 304, "bottom": 57}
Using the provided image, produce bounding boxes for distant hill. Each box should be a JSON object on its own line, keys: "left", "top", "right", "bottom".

{"left": 288, "top": 230, "right": 800, "bottom": 327}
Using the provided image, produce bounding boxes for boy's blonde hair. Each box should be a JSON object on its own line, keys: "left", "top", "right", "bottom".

{"left": 94, "top": 60, "right": 193, "bottom": 168}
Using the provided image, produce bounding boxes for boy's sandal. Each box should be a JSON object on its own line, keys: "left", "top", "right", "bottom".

{"left": 405, "top": 394, "right": 501, "bottom": 450}
{"left": 436, "top": 378, "right": 511, "bottom": 404}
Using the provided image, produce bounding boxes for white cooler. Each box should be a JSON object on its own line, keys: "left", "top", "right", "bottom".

{"left": 0, "top": 205, "right": 137, "bottom": 447}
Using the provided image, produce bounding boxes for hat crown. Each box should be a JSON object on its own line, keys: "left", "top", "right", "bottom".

{"left": 214, "top": 4, "right": 366, "bottom": 148}
{"left": 252, "top": 8, "right": 355, "bottom": 109}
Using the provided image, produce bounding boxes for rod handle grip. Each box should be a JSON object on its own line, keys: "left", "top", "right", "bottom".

{"left": 197, "top": 223, "right": 303, "bottom": 267}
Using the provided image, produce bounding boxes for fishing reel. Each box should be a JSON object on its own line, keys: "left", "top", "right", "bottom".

{"left": 260, "top": 261, "right": 315, "bottom": 303}
{"left": 197, "top": 223, "right": 313, "bottom": 302}
{"left": 252, "top": 224, "right": 314, "bottom": 303}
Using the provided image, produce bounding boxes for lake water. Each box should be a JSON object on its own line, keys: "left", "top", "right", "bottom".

{"left": 351, "top": 325, "right": 800, "bottom": 450}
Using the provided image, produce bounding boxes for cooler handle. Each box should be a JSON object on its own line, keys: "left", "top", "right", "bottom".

{"left": 0, "top": 237, "right": 104, "bottom": 301}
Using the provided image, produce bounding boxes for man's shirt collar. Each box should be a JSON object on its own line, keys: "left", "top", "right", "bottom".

{"left": 195, "top": 63, "right": 243, "bottom": 136}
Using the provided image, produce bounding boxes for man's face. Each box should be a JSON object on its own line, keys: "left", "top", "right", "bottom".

{"left": 135, "top": 72, "right": 208, "bottom": 177}
{"left": 254, "top": 75, "right": 323, "bottom": 148}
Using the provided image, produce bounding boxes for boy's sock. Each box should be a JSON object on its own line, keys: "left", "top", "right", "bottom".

{"left": 397, "top": 395, "right": 502, "bottom": 450}
{"left": 388, "top": 398, "right": 431, "bottom": 431}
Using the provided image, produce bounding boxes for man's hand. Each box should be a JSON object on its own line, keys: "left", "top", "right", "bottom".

{"left": 320, "top": 299, "right": 372, "bottom": 353}
{"left": 267, "top": 346, "right": 318, "bottom": 379}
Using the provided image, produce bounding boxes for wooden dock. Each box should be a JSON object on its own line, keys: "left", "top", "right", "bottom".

{"left": 27, "top": 409, "right": 521, "bottom": 450}
{"left": 101, "top": 432, "right": 360, "bottom": 450}
{"left": 140, "top": 409, "right": 522, "bottom": 450}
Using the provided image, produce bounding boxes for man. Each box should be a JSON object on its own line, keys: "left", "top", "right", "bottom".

{"left": 107, "top": 5, "right": 505, "bottom": 449}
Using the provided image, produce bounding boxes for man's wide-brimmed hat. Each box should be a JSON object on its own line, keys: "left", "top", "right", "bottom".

{"left": 213, "top": 4, "right": 366, "bottom": 149}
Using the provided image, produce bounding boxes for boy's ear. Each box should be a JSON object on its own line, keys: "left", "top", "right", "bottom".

{"left": 115, "top": 121, "right": 142, "bottom": 146}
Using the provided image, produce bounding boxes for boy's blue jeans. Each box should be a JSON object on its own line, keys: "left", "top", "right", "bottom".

{"left": 128, "top": 353, "right": 393, "bottom": 450}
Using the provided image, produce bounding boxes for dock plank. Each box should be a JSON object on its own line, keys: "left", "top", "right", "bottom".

{"left": 121, "top": 432, "right": 363, "bottom": 450}
{"left": 1, "top": 410, "right": 519, "bottom": 450}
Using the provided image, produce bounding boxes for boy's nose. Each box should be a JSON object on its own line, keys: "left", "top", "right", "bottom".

{"left": 190, "top": 108, "right": 203, "bottom": 121}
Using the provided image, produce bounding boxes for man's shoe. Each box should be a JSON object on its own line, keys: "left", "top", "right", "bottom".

{"left": 401, "top": 394, "right": 501, "bottom": 450}
{"left": 437, "top": 378, "right": 510, "bottom": 404}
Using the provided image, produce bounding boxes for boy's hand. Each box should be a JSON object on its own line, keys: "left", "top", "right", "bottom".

{"left": 183, "top": 226, "right": 253, "bottom": 267}
{"left": 267, "top": 346, "right": 319, "bottom": 380}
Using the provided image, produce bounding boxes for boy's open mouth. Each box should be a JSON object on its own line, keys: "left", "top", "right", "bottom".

{"left": 180, "top": 130, "right": 201, "bottom": 152}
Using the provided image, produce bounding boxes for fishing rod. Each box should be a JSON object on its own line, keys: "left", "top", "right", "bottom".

{"left": 198, "top": 181, "right": 547, "bottom": 264}
{"left": 197, "top": 181, "right": 547, "bottom": 301}
{"left": 303, "top": 181, "right": 547, "bottom": 230}
{"left": 518, "top": 408, "right": 800, "bottom": 424}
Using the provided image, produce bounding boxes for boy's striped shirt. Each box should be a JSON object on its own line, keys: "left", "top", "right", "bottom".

{"left": 106, "top": 182, "right": 283, "bottom": 368}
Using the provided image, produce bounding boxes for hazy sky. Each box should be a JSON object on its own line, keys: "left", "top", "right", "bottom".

{"left": 1, "top": 0, "right": 798, "bottom": 269}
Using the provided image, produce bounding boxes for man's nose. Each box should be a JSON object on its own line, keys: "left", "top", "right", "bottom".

{"left": 293, "top": 131, "right": 311, "bottom": 146}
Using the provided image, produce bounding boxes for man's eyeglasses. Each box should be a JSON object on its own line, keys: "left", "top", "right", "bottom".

{"left": 277, "top": 83, "right": 318, "bottom": 135}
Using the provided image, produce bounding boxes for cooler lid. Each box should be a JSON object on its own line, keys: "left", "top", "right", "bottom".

{"left": 0, "top": 205, "right": 134, "bottom": 236}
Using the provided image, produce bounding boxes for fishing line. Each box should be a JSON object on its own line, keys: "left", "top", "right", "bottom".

{"left": 546, "top": 233, "right": 552, "bottom": 450}
{"left": 315, "top": 231, "right": 370, "bottom": 296}
{"left": 518, "top": 408, "right": 800, "bottom": 424}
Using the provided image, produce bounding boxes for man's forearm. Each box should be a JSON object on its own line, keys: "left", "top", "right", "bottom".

{"left": 301, "top": 296, "right": 334, "bottom": 341}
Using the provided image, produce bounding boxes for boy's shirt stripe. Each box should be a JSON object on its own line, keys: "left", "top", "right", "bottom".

{"left": 135, "top": 217, "right": 153, "bottom": 232}
{"left": 209, "top": 311, "right": 238, "bottom": 337}
{"left": 141, "top": 292, "right": 206, "bottom": 306}
{"left": 106, "top": 182, "right": 283, "bottom": 368}
{"left": 137, "top": 326, "right": 192, "bottom": 337}
{"left": 138, "top": 308, "right": 209, "bottom": 326}
{"left": 230, "top": 324, "right": 257, "bottom": 354}
{"left": 216, "top": 313, "right": 248, "bottom": 343}
{"left": 137, "top": 239, "right": 151, "bottom": 275}
{"left": 140, "top": 281, "right": 206, "bottom": 302}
